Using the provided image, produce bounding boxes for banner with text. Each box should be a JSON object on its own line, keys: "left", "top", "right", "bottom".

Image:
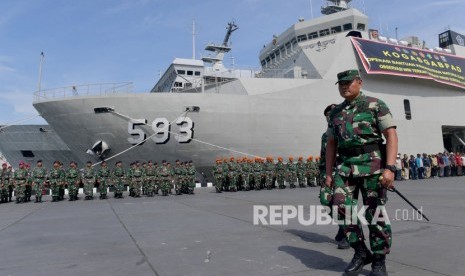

{"left": 351, "top": 37, "right": 465, "bottom": 90}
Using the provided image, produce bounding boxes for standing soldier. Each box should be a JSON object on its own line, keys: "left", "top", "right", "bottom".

{"left": 66, "top": 161, "right": 80, "bottom": 201}
{"left": 181, "top": 162, "right": 189, "bottom": 194}
{"left": 275, "top": 157, "right": 286, "bottom": 189}
{"left": 127, "top": 162, "right": 135, "bottom": 197}
{"left": 13, "top": 162, "right": 29, "bottom": 203}
{"left": 49, "top": 161, "right": 63, "bottom": 202}
{"left": 326, "top": 69, "right": 397, "bottom": 275}
{"left": 31, "top": 160, "right": 47, "bottom": 203}
{"left": 145, "top": 160, "right": 157, "bottom": 197}
{"left": 141, "top": 162, "right": 148, "bottom": 195}
{"left": 58, "top": 162, "right": 66, "bottom": 200}
{"left": 222, "top": 158, "right": 230, "bottom": 191}
{"left": 131, "top": 161, "right": 144, "bottom": 197}
{"left": 82, "top": 161, "right": 96, "bottom": 200}
{"left": 306, "top": 156, "right": 318, "bottom": 187}
{"left": 159, "top": 160, "right": 172, "bottom": 196}
{"left": 251, "top": 158, "right": 262, "bottom": 190}
{"left": 24, "top": 163, "right": 33, "bottom": 202}
{"left": 153, "top": 162, "right": 160, "bottom": 195}
{"left": 241, "top": 158, "right": 251, "bottom": 191}
{"left": 112, "top": 161, "right": 125, "bottom": 198}
{"left": 7, "top": 165, "right": 14, "bottom": 202}
{"left": 296, "top": 157, "right": 306, "bottom": 188}
{"left": 97, "top": 161, "right": 110, "bottom": 199}
{"left": 227, "top": 157, "right": 238, "bottom": 192}
{"left": 235, "top": 158, "right": 244, "bottom": 191}
{"left": 186, "top": 161, "right": 196, "bottom": 194}
{"left": 173, "top": 160, "right": 184, "bottom": 195}
{"left": 263, "top": 157, "right": 275, "bottom": 190}
{"left": 285, "top": 156, "right": 297, "bottom": 188}
{"left": 1, "top": 163, "right": 11, "bottom": 203}
{"left": 213, "top": 159, "right": 224, "bottom": 193}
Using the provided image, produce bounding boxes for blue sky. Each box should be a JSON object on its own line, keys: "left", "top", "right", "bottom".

{"left": 1, "top": 0, "right": 465, "bottom": 125}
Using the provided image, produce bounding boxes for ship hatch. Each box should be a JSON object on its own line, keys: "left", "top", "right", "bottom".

{"left": 442, "top": 126, "right": 465, "bottom": 153}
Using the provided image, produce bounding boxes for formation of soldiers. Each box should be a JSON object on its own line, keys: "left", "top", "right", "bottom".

{"left": 0, "top": 159, "right": 197, "bottom": 204}
{"left": 212, "top": 156, "right": 321, "bottom": 192}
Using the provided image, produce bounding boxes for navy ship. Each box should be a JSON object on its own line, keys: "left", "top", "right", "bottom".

{"left": 32, "top": 0, "right": 465, "bottom": 180}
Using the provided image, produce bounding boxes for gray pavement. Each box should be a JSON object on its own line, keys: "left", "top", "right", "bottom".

{"left": 0, "top": 177, "right": 464, "bottom": 276}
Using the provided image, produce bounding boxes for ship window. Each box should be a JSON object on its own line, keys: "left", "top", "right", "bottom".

{"left": 297, "top": 34, "right": 307, "bottom": 42}
{"left": 21, "top": 150, "right": 35, "bottom": 158}
{"left": 319, "top": 29, "right": 330, "bottom": 37}
{"left": 177, "top": 70, "right": 185, "bottom": 75}
{"left": 174, "top": 82, "right": 183, "bottom": 88}
{"left": 285, "top": 42, "right": 291, "bottom": 49}
{"left": 357, "top": 23, "right": 366, "bottom": 31}
{"left": 261, "top": 60, "right": 266, "bottom": 66}
{"left": 343, "top": 23, "right": 353, "bottom": 31}
{"left": 404, "top": 99, "right": 412, "bottom": 120}
{"left": 194, "top": 71, "right": 201, "bottom": 76}
{"left": 331, "top": 26, "right": 342, "bottom": 34}
{"left": 308, "top": 32, "right": 318, "bottom": 39}
{"left": 291, "top": 38, "right": 297, "bottom": 46}
{"left": 265, "top": 57, "right": 270, "bottom": 63}
{"left": 187, "top": 71, "right": 193, "bottom": 76}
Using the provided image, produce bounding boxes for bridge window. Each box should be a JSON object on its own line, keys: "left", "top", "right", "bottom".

{"left": 21, "top": 150, "right": 35, "bottom": 158}
{"left": 177, "top": 70, "right": 185, "bottom": 75}
{"left": 297, "top": 34, "right": 307, "bottom": 42}
{"left": 187, "top": 71, "right": 193, "bottom": 76}
{"left": 319, "top": 29, "right": 330, "bottom": 37}
{"left": 194, "top": 71, "right": 201, "bottom": 76}
{"left": 308, "top": 32, "right": 318, "bottom": 39}
{"left": 357, "top": 23, "right": 366, "bottom": 31}
{"left": 343, "top": 23, "right": 353, "bottom": 31}
{"left": 331, "top": 26, "right": 342, "bottom": 34}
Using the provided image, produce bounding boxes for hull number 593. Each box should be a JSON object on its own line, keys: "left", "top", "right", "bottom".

{"left": 127, "top": 117, "right": 194, "bottom": 145}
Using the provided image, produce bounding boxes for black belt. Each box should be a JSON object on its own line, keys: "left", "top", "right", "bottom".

{"left": 339, "top": 143, "right": 385, "bottom": 157}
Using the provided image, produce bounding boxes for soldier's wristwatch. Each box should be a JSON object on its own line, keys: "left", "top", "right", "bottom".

{"left": 385, "top": 165, "right": 397, "bottom": 173}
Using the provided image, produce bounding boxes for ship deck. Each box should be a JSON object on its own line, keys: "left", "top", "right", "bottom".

{"left": 0, "top": 177, "right": 463, "bottom": 276}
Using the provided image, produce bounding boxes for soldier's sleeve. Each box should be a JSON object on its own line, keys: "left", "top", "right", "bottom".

{"left": 375, "top": 99, "right": 396, "bottom": 132}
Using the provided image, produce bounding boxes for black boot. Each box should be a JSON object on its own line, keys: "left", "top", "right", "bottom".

{"left": 370, "top": 254, "right": 387, "bottom": 276}
{"left": 9, "top": 196, "right": 12, "bottom": 202}
{"left": 35, "top": 197, "right": 39, "bottom": 203}
{"left": 344, "top": 241, "right": 373, "bottom": 276}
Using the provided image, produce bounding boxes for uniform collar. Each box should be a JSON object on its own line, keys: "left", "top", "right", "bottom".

{"left": 344, "top": 91, "right": 365, "bottom": 107}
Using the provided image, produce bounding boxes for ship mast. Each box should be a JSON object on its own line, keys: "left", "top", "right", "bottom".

{"left": 202, "top": 22, "right": 238, "bottom": 71}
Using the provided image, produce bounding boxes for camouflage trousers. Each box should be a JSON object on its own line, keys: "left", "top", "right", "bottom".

{"left": 297, "top": 172, "right": 305, "bottom": 187}
{"left": 145, "top": 177, "right": 156, "bottom": 195}
{"left": 114, "top": 178, "right": 125, "bottom": 196}
{"left": 33, "top": 181, "right": 44, "bottom": 200}
{"left": 214, "top": 175, "right": 223, "bottom": 192}
{"left": 132, "top": 179, "right": 142, "bottom": 196}
{"left": 83, "top": 180, "right": 94, "bottom": 197}
{"left": 68, "top": 180, "right": 79, "bottom": 197}
{"left": 276, "top": 173, "right": 285, "bottom": 188}
{"left": 306, "top": 173, "right": 317, "bottom": 187}
{"left": 333, "top": 173, "right": 392, "bottom": 255}
{"left": 0, "top": 186, "right": 8, "bottom": 198}
{"left": 228, "top": 173, "right": 237, "bottom": 191}
{"left": 264, "top": 172, "right": 274, "bottom": 189}
{"left": 50, "top": 181, "right": 61, "bottom": 198}
{"left": 99, "top": 179, "right": 108, "bottom": 195}
{"left": 160, "top": 179, "right": 171, "bottom": 195}
{"left": 253, "top": 173, "right": 262, "bottom": 190}
{"left": 286, "top": 172, "right": 297, "bottom": 187}
{"left": 15, "top": 183, "right": 25, "bottom": 199}
{"left": 187, "top": 176, "right": 195, "bottom": 193}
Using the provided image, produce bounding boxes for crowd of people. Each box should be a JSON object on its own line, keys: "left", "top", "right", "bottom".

{"left": 395, "top": 152, "right": 465, "bottom": 180}
{"left": 212, "top": 156, "right": 321, "bottom": 192}
{"left": 0, "top": 159, "right": 196, "bottom": 204}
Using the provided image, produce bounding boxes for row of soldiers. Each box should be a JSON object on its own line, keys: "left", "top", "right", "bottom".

{"left": 212, "top": 156, "right": 321, "bottom": 192}
{"left": 0, "top": 159, "right": 197, "bottom": 204}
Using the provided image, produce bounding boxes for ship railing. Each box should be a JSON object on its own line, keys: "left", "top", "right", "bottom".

{"left": 33, "top": 82, "right": 134, "bottom": 102}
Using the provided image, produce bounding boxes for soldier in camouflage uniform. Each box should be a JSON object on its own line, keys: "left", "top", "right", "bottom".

{"left": 159, "top": 160, "right": 172, "bottom": 196}
{"left": 213, "top": 159, "right": 224, "bottom": 193}
{"left": 49, "top": 161, "right": 63, "bottom": 202}
{"left": 112, "top": 161, "right": 125, "bottom": 198}
{"left": 181, "top": 162, "right": 190, "bottom": 194}
{"left": 227, "top": 157, "right": 238, "bottom": 192}
{"left": 252, "top": 158, "right": 262, "bottom": 190}
{"left": 66, "top": 161, "right": 80, "bottom": 201}
{"left": 186, "top": 161, "right": 196, "bottom": 194}
{"left": 326, "top": 69, "right": 397, "bottom": 276}
{"left": 58, "top": 162, "right": 66, "bottom": 200}
{"left": 235, "top": 158, "right": 244, "bottom": 191}
{"left": 173, "top": 160, "right": 184, "bottom": 195}
{"left": 263, "top": 157, "right": 275, "bottom": 190}
{"left": 141, "top": 162, "right": 148, "bottom": 195}
{"left": 31, "top": 160, "right": 47, "bottom": 203}
{"left": 24, "top": 163, "right": 33, "bottom": 202}
{"left": 305, "top": 156, "right": 318, "bottom": 187}
{"left": 241, "top": 158, "right": 252, "bottom": 191}
{"left": 285, "top": 157, "right": 297, "bottom": 189}
{"left": 127, "top": 162, "right": 135, "bottom": 197}
{"left": 296, "top": 157, "right": 306, "bottom": 188}
{"left": 13, "top": 162, "right": 29, "bottom": 203}
{"left": 82, "top": 161, "right": 96, "bottom": 200}
{"left": 97, "top": 161, "right": 110, "bottom": 199}
{"left": 145, "top": 160, "right": 157, "bottom": 197}
{"left": 131, "top": 161, "right": 144, "bottom": 197}
{"left": 275, "top": 157, "right": 286, "bottom": 189}
{"left": 153, "top": 162, "right": 160, "bottom": 195}
{"left": 221, "top": 158, "right": 230, "bottom": 191}
{"left": 1, "top": 163, "right": 11, "bottom": 203}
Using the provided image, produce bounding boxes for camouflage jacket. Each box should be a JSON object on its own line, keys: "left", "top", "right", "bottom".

{"left": 32, "top": 167, "right": 47, "bottom": 183}
{"left": 327, "top": 92, "right": 395, "bottom": 177}
{"left": 82, "top": 167, "right": 96, "bottom": 182}
{"left": 213, "top": 164, "right": 223, "bottom": 176}
{"left": 275, "top": 161, "right": 285, "bottom": 175}
{"left": 49, "top": 168, "right": 64, "bottom": 183}
{"left": 296, "top": 161, "right": 306, "bottom": 175}
{"left": 14, "top": 168, "right": 29, "bottom": 184}
{"left": 98, "top": 167, "right": 111, "bottom": 178}
{"left": 1, "top": 169, "right": 12, "bottom": 185}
